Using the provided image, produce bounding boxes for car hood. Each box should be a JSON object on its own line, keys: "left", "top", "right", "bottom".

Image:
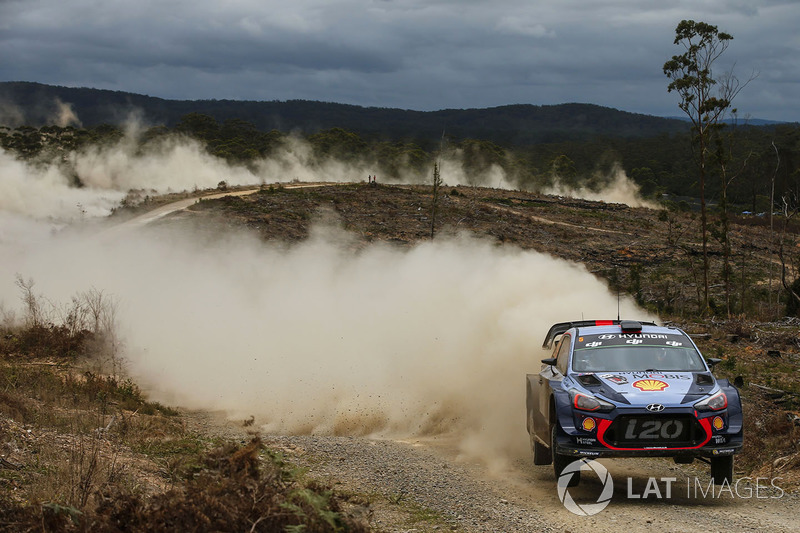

{"left": 577, "top": 371, "right": 718, "bottom": 406}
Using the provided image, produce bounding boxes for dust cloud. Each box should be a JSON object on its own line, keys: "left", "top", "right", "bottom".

{"left": 1, "top": 122, "right": 658, "bottom": 470}
{"left": 0, "top": 216, "right": 653, "bottom": 470}
{"left": 543, "top": 163, "right": 658, "bottom": 209}
{"left": 1, "top": 113, "right": 655, "bottom": 219}
{"left": 53, "top": 99, "right": 82, "bottom": 128}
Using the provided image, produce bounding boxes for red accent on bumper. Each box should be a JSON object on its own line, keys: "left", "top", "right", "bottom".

{"left": 596, "top": 417, "right": 713, "bottom": 451}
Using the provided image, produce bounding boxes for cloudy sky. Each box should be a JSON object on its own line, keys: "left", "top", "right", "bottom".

{"left": 1, "top": 0, "right": 798, "bottom": 121}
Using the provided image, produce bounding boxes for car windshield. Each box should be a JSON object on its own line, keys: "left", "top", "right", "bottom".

{"left": 571, "top": 333, "right": 706, "bottom": 373}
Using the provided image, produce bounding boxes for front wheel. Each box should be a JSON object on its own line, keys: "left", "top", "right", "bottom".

{"left": 710, "top": 455, "right": 734, "bottom": 485}
{"left": 552, "top": 423, "right": 579, "bottom": 486}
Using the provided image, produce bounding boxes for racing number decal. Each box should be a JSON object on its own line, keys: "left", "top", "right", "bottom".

{"left": 624, "top": 419, "right": 685, "bottom": 440}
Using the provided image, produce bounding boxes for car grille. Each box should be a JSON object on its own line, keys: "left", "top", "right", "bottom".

{"left": 604, "top": 414, "right": 706, "bottom": 448}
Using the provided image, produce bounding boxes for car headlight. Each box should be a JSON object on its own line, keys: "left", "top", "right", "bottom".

{"left": 694, "top": 391, "right": 727, "bottom": 411}
{"left": 570, "top": 390, "right": 615, "bottom": 412}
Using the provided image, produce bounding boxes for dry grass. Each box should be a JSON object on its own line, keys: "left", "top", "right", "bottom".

{"left": 1, "top": 432, "right": 371, "bottom": 532}
{"left": 678, "top": 317, "right": 800, "bottom": 488}
{"left": 0, "top": 309, "right": 370, "bottom": 532}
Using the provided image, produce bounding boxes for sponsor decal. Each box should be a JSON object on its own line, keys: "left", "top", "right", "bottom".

{"left": 632, "top": 379, "right": 669, "bottom": 391}
{"left": 712, "top": 416, "right": 725, "bottom": 430}
{"left": 713, "top": 436, "right": 726, "bottom": 444}
{"left": 712, "top": 448, "right": 735, "bottom": 455}
{"left": 600, "top": 374, "right": 628, "bottom": 385}
{"left": 582, "top": 417, "right": 597, "bottom": 431}
{"left": 576, "top": 333, "right": 693, "bottom": 350}
{"left": 575, "top": 437, "right": 597, "bottom": 445}
{"left": 636, "top": 372, "right": 689, "bottom": 380}
{"left": 600, "top": 372, "right": 690, "bottom": 380}
{"left": 596, "top": 333, "right": 670, "bottom": 340}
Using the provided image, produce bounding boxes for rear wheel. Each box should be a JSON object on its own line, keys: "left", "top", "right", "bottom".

{"left": 710, "top": 455, "right": 734, "bottom": 485}
{"left": 552, "top": 423, "right": 579, "bottom": 486}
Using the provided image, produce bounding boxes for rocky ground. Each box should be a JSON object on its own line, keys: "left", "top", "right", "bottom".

{"left": 185, "top": 407, "right": 800, "bottom": 533}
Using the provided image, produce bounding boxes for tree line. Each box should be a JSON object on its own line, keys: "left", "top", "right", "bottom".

{"left": 2, "top": 113, "right": 798, "bottom": 211}
{"left": 0, "top": 81, "right": 690, "bottom": 144}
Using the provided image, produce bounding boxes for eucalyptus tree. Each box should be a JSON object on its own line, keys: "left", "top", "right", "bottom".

{"left": 663, "top": 20, "right": 742, "bottom": 314}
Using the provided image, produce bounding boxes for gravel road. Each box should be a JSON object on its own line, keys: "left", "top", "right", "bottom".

{"left": 186, "top": 410, "right": 799, "bottom": 533}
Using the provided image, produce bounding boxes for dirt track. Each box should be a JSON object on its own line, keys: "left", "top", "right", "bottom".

{"left": 98, "top": 182, "right": 330, "bottom": 238}
{"left": 270, "top": 436, "right": 800, "bottom": 533}
{"left": 186, "top": 409, "right": 798, "bottom": 533}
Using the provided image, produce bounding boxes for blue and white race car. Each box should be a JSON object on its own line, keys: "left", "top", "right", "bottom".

{"left": 526, "top": 320, "right": 743, "bottom": 486}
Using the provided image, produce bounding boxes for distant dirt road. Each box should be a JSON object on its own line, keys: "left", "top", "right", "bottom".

{"left": 99, "top": 182, "right": 336, "bottom": 238}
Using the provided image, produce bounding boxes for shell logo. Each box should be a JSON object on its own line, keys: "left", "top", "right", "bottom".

{"left": 713, "top": 416, "right": 725, "bottom": 430}
{"left": 632, "top": 379, "right": 669, "bottom": 392}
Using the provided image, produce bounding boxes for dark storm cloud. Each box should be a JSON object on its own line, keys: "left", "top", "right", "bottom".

{"left": 0, "top": 0, "right": 797, "bottom": 120}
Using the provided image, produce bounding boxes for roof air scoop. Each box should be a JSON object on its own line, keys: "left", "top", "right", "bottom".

{"left": 619, "top": 320, "right": 643, "bottom": 333}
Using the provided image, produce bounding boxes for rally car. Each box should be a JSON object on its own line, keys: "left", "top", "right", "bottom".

{"left": 526, "top": 320, "right": 743, "bottom": 486}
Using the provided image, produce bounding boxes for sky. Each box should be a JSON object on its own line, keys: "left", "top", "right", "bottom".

{"left": 1, "top": 0, "right": 798, "bottom": 122}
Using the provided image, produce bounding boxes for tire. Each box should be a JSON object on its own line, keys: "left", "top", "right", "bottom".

{"left": 532, "top": 432, "right": 552, "bottom": 465}
{"left": 552, "top": 423, "right": 580, "bottom": 486}
{"left": 710, "top": 455, "right": 734, "bottom": 485}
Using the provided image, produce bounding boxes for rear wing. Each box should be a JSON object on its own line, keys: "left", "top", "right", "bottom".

{"left": 541, "top": 319, "right": 658, "bottom": 349}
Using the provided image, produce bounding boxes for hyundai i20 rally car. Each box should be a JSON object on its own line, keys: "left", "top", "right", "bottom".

{"left": 526, "top": 320, "right": 743, "bottom": 486}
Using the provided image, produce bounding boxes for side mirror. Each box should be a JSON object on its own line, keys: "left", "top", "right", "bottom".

{"left": 541, "top": 357, "right": 557, "bottom": 366}
{"left": 706, "top": 357, "right": 722, "bottom": 368}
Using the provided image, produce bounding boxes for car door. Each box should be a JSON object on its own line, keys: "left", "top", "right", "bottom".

{"left": 539, "top": 334, "right": 570, "bottom": 427}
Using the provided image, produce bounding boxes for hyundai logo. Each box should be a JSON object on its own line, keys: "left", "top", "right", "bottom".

{"left": 646, "top": 403, "right": 665, "bottom": 412}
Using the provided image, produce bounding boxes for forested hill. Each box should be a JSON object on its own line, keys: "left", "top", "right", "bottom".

{"left": 0, "top": 81, "right": 689, "bottom": 145}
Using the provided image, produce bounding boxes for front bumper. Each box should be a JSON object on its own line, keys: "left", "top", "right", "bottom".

{"left": 554, "top": 406, "right": 743, "bottom": 459}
